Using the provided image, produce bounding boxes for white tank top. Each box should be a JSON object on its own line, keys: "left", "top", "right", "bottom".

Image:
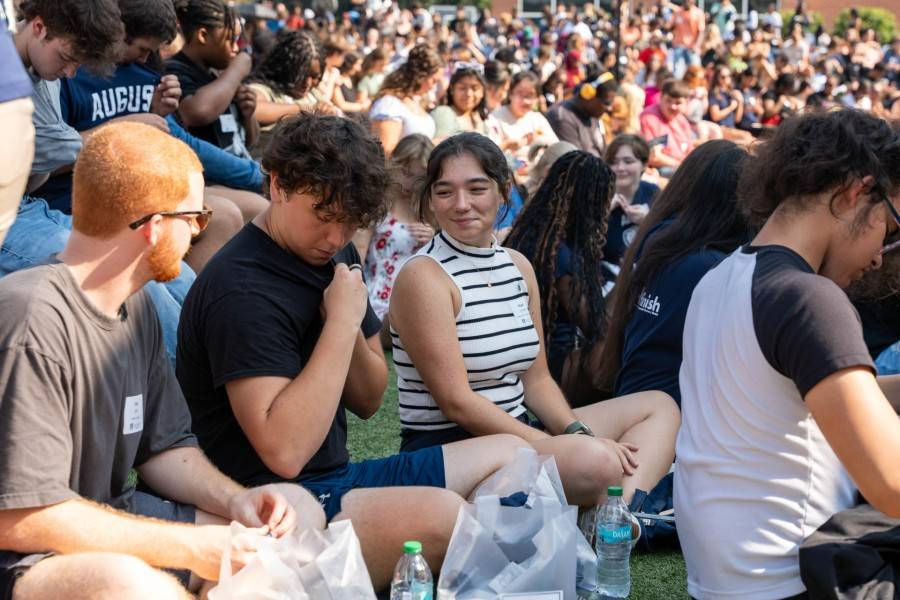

{"left": 392, "top": 232, "right": 540, "bottom": 430}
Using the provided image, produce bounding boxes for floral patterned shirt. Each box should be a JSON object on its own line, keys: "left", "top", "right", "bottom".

{"left": 365, "top": 216, "right": 419, "bottom": 320}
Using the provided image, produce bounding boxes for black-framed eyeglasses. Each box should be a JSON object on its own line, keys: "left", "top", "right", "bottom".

{"left": 880, "top": 196, "right": 900, "bottom": 255}
{"left": 128, "top": 210, "right": 213, "bottom": 232}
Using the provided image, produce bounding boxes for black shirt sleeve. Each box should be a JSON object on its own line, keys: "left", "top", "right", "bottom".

{"left": 164, "top": 55, "right": 203, "bottom": 98}
{"left": 751, "top": 246, "right": 875, "bottom": 397}
{"left": 203, "top": 290, "right": 310, "bottom": 388}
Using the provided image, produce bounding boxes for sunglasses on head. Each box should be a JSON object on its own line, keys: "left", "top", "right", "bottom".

{"left": 452, "top": 61, "right": 485, "bottom": 75}
{"left": 129, "top": 210, "right": 213, "bottom": 233}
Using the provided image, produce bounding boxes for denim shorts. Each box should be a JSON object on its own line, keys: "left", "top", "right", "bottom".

{"left": 0, "top": 492, "right": 196, "bottom": 599}
{"left": 299, "top": 446, "right": 446, "bottom": 521}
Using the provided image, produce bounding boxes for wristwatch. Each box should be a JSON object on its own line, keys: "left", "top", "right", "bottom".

{"left": 563, "top": 420, "right": 595, "bottom": 437}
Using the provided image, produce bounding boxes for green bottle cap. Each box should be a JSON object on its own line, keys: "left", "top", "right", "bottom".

{"left": 403, "top": 540, "right": 423, "bottom": 554}
{"left": 607, "top": 486, "right": 623, "bottom": 497}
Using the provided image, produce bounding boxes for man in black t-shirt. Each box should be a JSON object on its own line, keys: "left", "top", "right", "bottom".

{"left": 177, "top": 115, "right": 528, "bottom": 590}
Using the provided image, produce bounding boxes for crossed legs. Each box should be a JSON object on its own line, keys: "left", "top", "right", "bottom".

{"left": 528, "top": 391, "right": 679, "bottom": 507}
{"left": 333, "top": 434, "right": 529, "bottom": 590}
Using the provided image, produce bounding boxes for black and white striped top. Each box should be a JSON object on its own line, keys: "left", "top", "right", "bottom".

{"left": 392, "top": 232, "right": 540, "bottom": 430}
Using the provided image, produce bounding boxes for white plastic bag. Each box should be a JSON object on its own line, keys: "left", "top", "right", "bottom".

{"left": 209, "top": 519, "right": 376, "bottom": 600}
{"left": 437, "top": 448, "right": 598, "bottom": 600}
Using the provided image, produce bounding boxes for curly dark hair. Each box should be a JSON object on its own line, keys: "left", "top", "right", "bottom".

{"left": 20, "top": 0, "right": 124, "bottom": 68}
{"left": 119, "top": 0, "right": 177, "bottom": 44}
{"left": 418, "top": 132, "right": 512, "bottom": 222}
{"left": 262, "top": 114, "right": 389, "bottom": 228}
{"left": 173, "top": 0, "right": 235, "bottom": 42}
{"left": 739, "top": 109, "right": 900, "bottom": 228}
{"left": 505, "top": 151, "right": 615, "bottom": 380}
{"left": 378, "top": 44, "right": 442, "bottom": 100}
{"left": 248, "top": 30, "right": 324, "bottom": 98}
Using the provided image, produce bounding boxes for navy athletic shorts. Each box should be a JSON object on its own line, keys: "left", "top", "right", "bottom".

{"left": 299, "top": 446, "right": 445, "bottom": 521}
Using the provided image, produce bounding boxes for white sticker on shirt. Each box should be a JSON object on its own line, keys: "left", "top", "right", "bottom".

{"left": 510, "top": 284, "right": 533, "bottom": 327}
{"left": 219, "top": 113, "right": 238, "bottom": 133}
{"left": 123, "top": 394, "right": 144, "bottom": 435}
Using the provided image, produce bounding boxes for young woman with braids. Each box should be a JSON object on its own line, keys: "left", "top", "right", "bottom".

{"left": 504, "top": 150, "right": 617, "bottom": 405}
{"left": 596, "top": 140, "right": 749, "bottom": 405}
{"left": 246, "top": 30, "right": 327, "bottom": 158}
{"left": 166, "top": 0, "right": 259, "bottom": 158}
{"left": 388, "top": 132, "right": 679, "bottom": 508}
{"left": 369, "top": 44, "right": 442, "bottom": 157}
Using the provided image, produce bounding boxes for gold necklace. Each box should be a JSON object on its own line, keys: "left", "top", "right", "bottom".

{"left": 458, "top": 246, "right": 497, "bottom": 288}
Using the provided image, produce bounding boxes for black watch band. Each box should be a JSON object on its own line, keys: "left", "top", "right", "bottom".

{"left": 563, "top": 420, "right": 595, "bottom": 437}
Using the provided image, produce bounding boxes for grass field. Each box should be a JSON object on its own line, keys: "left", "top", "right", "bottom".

{"left": 347, "top": 352, "right": 689, "bottom": 599}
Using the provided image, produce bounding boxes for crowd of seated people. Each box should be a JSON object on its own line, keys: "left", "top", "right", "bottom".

{"left": 1, "top": 0, "right": 900, "bottom": 598}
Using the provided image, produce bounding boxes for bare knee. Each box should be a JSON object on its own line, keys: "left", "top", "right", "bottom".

{"left": 646, "top": 391, "right": 681, "bottom": 427}
{"left": 266, "top": 483, "right": 327, "bottom": 532}
{"left": 570, "top": 439, "right": 622, "bottom": 504}
{"left": 412, "top": 488, "right": 465, "bottom": 564}
{"left": 205, "top": 197, "right": 243, "bottom": 237}
{"left": 15, "top": 553, "right": 187, "bottom": 600}
{"left": 491, "top": 433, "right": 531, "bottom": 461}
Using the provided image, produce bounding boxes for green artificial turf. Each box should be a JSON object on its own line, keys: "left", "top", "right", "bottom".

{"left": 347, "top": 352, "right": 689, "bottom": 599}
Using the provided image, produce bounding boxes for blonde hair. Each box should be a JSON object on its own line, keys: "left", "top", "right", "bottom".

{"left": 72, "top": 122, "right": 202, "bottom": 238}
{"left": 525, "top": 141, "right": 577, "bottom": 197}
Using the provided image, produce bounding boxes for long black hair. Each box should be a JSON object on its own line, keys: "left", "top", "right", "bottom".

{"left": 505, "top": 151, "right": 616, "bottom": 366}
{"left": 597, "top": 140, "right": 750, "bottom": 391}
{"left": 248, "top": 30, "right": 324, "bottom": 98}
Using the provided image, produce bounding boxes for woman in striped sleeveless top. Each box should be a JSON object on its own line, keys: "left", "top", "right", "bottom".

{"left": 389, "top": 132, "right": 680, "bottom": 507}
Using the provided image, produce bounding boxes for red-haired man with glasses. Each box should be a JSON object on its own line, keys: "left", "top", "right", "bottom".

{"left": 0, "top": 122, "right": 323, "bottom": 600}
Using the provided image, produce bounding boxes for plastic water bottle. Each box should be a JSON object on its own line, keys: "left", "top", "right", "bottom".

{"left": 595, "top": 486, "right": 632, "bottom": 598}
{"left": 389, "top": 540, "right": 434, "bottom": 600}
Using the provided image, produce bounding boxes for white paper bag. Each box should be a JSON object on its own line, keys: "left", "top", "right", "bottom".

{"left": 437, "top": 448, "right": 597, "bottom": 600}
{"left": 209, "top": 519, "right": 376, "bottom": 600}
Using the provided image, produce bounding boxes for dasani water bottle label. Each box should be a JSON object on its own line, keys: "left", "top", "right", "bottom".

{"left": 599, "top": 525, "right": 631, "bottom": 544}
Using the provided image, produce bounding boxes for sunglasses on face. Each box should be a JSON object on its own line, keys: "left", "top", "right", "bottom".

{"left": 129, "top": 210, "right": 213, "bottom": 232}
{"left": 880, "top": 196, "right": 900, "bottom": 255}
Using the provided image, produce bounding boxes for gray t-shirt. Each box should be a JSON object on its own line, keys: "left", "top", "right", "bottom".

{"left": 546, "top": 100, "right": 606, "bottom": 158}
{"left": 0, "top": 263, "right": 196, "bottom": 512}
{"left": 30, "top": 75, "right": 83, "bottom": 175}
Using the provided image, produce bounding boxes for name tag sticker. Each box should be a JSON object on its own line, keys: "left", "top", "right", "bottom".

{"left": 510, "top": 294, "right": 533, "bottom": 327}
{"left": 500, "top": 593, "right": 563, "bottom": 600}
{"left": 219, "top": 113, "right": 238, "bottom": 133}
{"left": 123, "top": 394, "right": 143, "bottom": 435}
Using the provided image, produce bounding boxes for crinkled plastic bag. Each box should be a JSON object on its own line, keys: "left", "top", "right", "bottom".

{"left": 437, "top": 448, "right": 597, "bottom": 599}
{"left": 209, "top": 519, "right": 376, "bottom": 600}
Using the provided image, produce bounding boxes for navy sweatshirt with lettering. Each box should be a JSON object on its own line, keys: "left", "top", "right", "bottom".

{"left": 615, "top": 220, "right": 728, "bottom": 405}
